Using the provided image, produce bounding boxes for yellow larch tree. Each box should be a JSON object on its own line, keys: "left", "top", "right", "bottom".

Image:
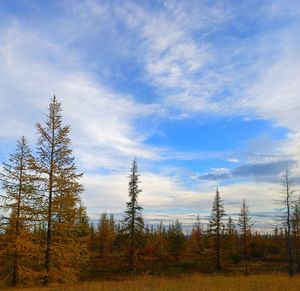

{"left": 35, "top": 96, "right": 89, "bottom": 285}
{"left": 0, "top": 137, "right": 42, "bottom": 286}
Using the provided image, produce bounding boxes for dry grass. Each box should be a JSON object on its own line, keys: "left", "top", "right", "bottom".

{"left": 7, "top": 274, "right": 300, "bottom": 291}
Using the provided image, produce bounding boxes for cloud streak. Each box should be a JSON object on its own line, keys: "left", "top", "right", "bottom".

{"left": 199, "top": 160, "right": 298, "bottom": 182}
{"left": 0, "top": 22, "right": 165, "bottom": 171}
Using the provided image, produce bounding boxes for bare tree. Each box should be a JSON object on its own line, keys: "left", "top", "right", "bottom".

{"left": 275, "top": 167, "right": 296, "bottom": 276}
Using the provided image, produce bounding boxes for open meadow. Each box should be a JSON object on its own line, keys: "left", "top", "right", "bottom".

{"left": 8, "top": 274, "right": 300, "bottom": 291}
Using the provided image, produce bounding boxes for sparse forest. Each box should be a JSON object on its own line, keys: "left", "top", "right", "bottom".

{"left": 1, "top": 97, "right": 300, "bottom": 288}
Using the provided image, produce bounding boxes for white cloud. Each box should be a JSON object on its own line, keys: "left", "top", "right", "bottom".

{"left": 1, "top": 1, "right": 300, "bottom": 231}
{"left": 116, "top": 1, "right": 300, "bottom": 135}
{"left": 116, "top": 1, "right": 300, "bottom": 178}
{"left": 82, "top": 170, "right": 214, "bottom": 219}
{"left": 243, "top": 54, "right": 300, "bottom": 133}
{"left": 239, "top": 28, "right": 300, "bottom": 175}
{"left": 0, "top": 23, "right": 162, "bottom": 171}
{"left": 117, "top": 2, "right": 217, "bottom": 109}
{"left": 227, "top": 158, "right": 239, "bottom": 163}
{"left": 82, "top": 169, "right": 279, "bottom": 231}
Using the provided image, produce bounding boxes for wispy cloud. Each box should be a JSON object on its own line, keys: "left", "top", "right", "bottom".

{"left": 116, "top": 2, "right": 230, "bottom": 113}
{"left": 1, "top": 0, "right": 300, "bottom": 230}
{"left": 0, "top": 22, "right": 164, "bottom": 171}
{"left": 199, "top": 160, "right": 297, "bottom": 182}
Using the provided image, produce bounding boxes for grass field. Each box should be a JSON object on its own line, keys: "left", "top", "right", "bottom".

{"left": 8, "top": 274, "right": 300, "bottom": 291}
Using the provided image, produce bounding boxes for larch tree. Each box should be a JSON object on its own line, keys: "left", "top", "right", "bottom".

{"left": 121, "top": 158, "right": 144, "bottom": 274}
{"left": 151, "top": 221, "right": 168, "bottom": 262}
{"left": 209, "top": 187, "right": 225, "bottom": 272}
{"left": 276, "top": 167, "right": 296, "bottom": 276}
{"left": 89, "top": 223, "right": 96, "bottom": 250}
{"left": 190, "top": 215, "right": 203, "bottom": 254}
{"left": 238, "top": 199, "right": 252, "bottom": 275}
{"left": 35, "top": 96, "right": 88, "bottom": 285}
{"left": 0, "top": 137, "right": 41, "bottom": 286}
{"left": 97, "top": 212, "right": 115, "bottom": 257}
{"left": 225, "top": 216, "right": 238, "bottom": 263}
{"left": 292, "top": 197, "right": 300, "bottom": 272}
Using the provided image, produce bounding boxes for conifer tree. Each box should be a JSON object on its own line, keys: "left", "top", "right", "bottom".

{"left": 90, "top": 223, "right": 96, "bottom": 250}
{"left": 0, "top": 137, "right": 41, "bottom": 285}
{"left": 238, "top": 199, "right": 252, "bottom": 275}
{"left": 121, "top": 158, "right": 144, "bottom": 274}
{"left": 292, "top": 197, "right": 300, "bottom": 272}
{"left": 97, "top": 212, "right": 115, "bottom": 257}
{"left": 225, "top": 215, "right": 239, "bottom": 263}
{"left": 167, "top": 219, "right": 185, "bottom": 260}
{"left": 209, "top": 187, "right": 225, "bottom": 271}
{"left": 35, "top": 96, "right": 87, "bottom": 284}
{"left": 151, "top": 221, "right": 168, "bottom": 262}
{"left": 227, "top": 216, "right": 235, "bottom": 236}
{"left": 190, "top": 215, "right": 203, "bottom": 254}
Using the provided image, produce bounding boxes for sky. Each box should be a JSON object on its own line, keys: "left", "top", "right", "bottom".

{"left": 1, "top": 0, "right": 300, "bottom": 232}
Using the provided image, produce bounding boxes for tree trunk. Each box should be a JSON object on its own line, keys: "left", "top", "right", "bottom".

{"left": 12, "top": 147, "right": 24, "bottom": 286}
{"left": 216, "top": 229, "right": 221, "bottom": 271}
{"left": 43, "top": 126, "right": 55, "bottom": 286}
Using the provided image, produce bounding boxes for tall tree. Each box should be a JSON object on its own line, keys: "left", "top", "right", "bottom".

{"left": 209, "top": 187, "right": 225, "bottom": 272}
{"left": 36, "top": 96, "right": 87, "bottom": 285}
{"left": 121, "top": 158, "right": 144, "bottom": 274}
{"left": 0, "top": 137, "right": 40, "bottom": 285}
{"left": 238, "top": 199, "right": 252, "bottom": 275}
{"left": 276, "top": 167, "right": 296, "bottom": 276}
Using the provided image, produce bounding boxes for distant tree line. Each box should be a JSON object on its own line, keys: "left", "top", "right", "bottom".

{"left": 0, "top": 97, "right": 299, "bottom": 287}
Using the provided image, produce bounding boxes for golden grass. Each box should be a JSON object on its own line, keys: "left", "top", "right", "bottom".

{"left": 8, "top": 274, "right": 300, "bottom": 291}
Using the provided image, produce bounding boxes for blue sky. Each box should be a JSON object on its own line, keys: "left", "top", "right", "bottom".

{"left": 1, "top": 0, "right": 300, "bottom": 231}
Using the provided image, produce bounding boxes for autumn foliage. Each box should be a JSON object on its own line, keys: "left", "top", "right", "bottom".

{"left": 1, "top": 97, "right": 300, "bottom": 288}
